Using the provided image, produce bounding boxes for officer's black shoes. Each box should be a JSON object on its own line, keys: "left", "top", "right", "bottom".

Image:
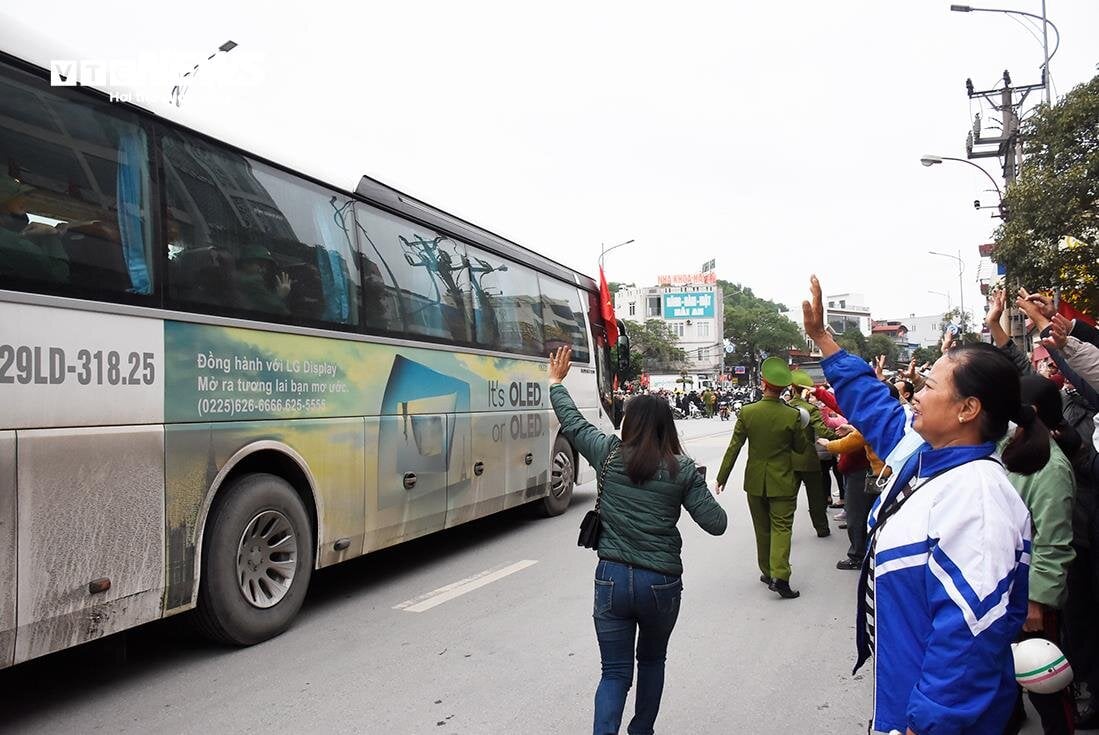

{"left": 769, "top": 579, "right": 800, "bottom": 599}
{"left": 816, "top": 528, "right": 831, "bottom": 537}
{"left": 759, "top": 574, "right": 772, "bottom": 585}
{"left": 836, "top": 558, "right": 861, "bottom": 570}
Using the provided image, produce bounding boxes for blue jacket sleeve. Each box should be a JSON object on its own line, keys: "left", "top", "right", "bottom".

{"left": 550, "top": 383, "right": 615, "bottom": 469}
{"left": 821, "top": 350, "right": 908, "bottom": 461}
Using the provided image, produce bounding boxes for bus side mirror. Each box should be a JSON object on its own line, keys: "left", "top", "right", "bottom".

{"left": 615, "top": 320, "right": 631, "bottom": 376}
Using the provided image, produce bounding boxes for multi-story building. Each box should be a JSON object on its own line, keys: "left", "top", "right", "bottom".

{"left": 882, "top": 313, "right": 948, "bottom": 349}
{"left": 614, "top": 283, "right": 724, "bottom": 376}
{"left": 783, "top": 292, "right": 872, "bottom": 356}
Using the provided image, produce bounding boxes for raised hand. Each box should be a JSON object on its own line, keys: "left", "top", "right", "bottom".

{"left": 275, "top": 272, "right": 293, "bottom": 298}
{"left": 548, "top": 345, "right": 573, "bottom": 384}
{"left": 1015, "top": 287, "right": 1052, "bottom": 329}
{"left": 874, "top": 354, "right": 887, "bottom": 380}
{"left": 802, "top": 274, "right": 840, "bottom": 356}
{"left": 985, "top": 289, "right": 1005, "bottom": 328}
{"left": 1040, "top": 313, "right": 1072, "bottom": 351}
{"left": 1024, "top": 291, "right": 1057, "bottom": 320}
{"left": 941, "top": 329, "right": 956, "bottom": 353}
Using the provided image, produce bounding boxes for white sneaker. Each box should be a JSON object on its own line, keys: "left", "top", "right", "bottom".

{"left": 833, "top": 510, "right": 847, "bottom": 521}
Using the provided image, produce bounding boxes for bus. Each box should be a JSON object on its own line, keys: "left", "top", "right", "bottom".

{"left": 0, "top": 50, "right": 627, "bottom": 667}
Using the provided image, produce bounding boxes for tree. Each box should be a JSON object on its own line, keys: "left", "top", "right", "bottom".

{"left": 724, "top": 305, "right": 802, "bottom": 369}
{"left": 995, "top": 74, "right": 1099, "bottom": 315}
{"left": 836, "top": 329, "right": 867, "bottom": 359}
{"left": 607, "top": 281, "right": 635, "bottom": 295}
{"left": 620, "top": 319, "right": 687, "bottom": 375}
{"left": 912, "top": 345, "right": 942, "bottom": 365}
{"left": 866, "top": 334, "right": 899, "bottom": 365}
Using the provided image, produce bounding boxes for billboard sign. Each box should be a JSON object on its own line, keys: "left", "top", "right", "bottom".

{"left": 663, "top": 291, "right": 715, "bottom": 320}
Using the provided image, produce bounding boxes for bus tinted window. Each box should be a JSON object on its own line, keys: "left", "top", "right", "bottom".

{"left": 163, "top": 132, "right": 360, "bottom": 327}
{"left": 354, "top": 205, "right": 473, "bottom": 344}
{"left": 0, "top": 67, "right": 154, "bottom": 298}
{"left": 539, "top": 276, "right": 590, "bottom": 363}
{"left": 466, "top": 246, "right": 544, "bottom": 356}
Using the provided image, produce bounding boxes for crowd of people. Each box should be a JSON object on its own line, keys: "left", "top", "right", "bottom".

{"left": 547, "top": 275, "right": 1099, "bottom": 735}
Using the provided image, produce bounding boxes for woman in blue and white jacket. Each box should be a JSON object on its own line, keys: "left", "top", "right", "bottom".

{"left": 802, "top": 276, "right": 1050, "bottom": 735}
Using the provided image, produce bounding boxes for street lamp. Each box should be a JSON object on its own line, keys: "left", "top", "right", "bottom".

{"left": 599, "top": 238, "right": 635, "bottom": 269}
{"left": 929, "top": 250, "right": 966, "bottom": 330}
{"left": 949, "top": 4, "right": 1060, "bottom": 105}
{"left": 928, "top": 289, "right": 952, "bottom": 311}
{"left": 920, "top": 154, "right": 1005, "bottom": 218}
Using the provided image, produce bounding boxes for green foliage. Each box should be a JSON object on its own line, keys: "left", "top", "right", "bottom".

{"left": 912, "top": 345, "right": 942, "bottom": 366}
{"left": 995, "top": 74, "right": 1099, "bottom": 314}
{"left": 836, "top": 329, "right": 867, "bottom": 358}
{"left": 620, "top": 319, "right": 687, "bottom": 374}
{"left": 866, "top": 334, "right": 899, "bottom": 365}
{"left": 723, "top": 305, "right": 802, "bottom": 366}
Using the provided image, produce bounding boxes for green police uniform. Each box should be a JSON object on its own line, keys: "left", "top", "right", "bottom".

{"left": 786, "top": 391, "right": 836, "bottom": 535}
{"left": 716, "top": 394, "right": 808, "bottom": 582}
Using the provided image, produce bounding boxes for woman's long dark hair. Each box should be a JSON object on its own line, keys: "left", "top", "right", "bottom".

{"left": 620, "top": 395, "right": 683, "bottom": 484}
{"left": 948, "top": 343, "right": 1050, "bottom": 475}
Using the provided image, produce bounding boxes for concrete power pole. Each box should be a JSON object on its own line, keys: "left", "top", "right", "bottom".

{"left": 965, "top": 69, "right": 1043, "bottom": 348}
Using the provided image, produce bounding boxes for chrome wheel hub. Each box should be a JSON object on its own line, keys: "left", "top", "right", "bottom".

{"left": 236, "top": 509, "right": 298, "bottom": 609}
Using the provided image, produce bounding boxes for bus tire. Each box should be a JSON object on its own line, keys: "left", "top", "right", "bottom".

{"left": 540, "top": 436, "right": 576, "bottom": 517}
{"left": 195, "top": 473, "right": 314, "bottom": 646}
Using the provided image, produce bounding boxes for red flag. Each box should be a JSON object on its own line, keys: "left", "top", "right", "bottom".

{"left": 1058, "top": 299, "right": 1095, "bottom": 327}
{"left": 598, "top": 266, "right": 619, "bottom": 346}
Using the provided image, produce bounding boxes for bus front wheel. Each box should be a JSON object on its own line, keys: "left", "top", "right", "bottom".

{"left": 540, "top": 436, "right": 576, "bottom": 517}
{"left": 195, "top": 473, "right": 314, "bottom": 645}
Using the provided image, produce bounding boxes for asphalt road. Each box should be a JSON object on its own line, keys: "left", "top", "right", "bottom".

{"left": 0, "top": 418, "right": 1077, "bottom": 734}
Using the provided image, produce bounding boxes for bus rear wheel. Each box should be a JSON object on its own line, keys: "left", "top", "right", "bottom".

{"left": 539, "top": 436, "right": 576, "bottom": 517}
{"left": 195, "top": 473, "right": 314, "bottom": 645}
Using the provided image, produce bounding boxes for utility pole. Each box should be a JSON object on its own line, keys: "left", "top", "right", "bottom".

{"left": 964, "top": 69, "right": 1043, "bottom": 348}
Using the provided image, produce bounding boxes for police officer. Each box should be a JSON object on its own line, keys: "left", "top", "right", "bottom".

{"left": 787, "top": 369, "right": 838, "bottom": 538}
{"left": 715, "top": 357, "right": 809, "bottom": 598}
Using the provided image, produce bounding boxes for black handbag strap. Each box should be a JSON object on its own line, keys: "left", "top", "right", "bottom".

{"left": 593, "top": 443, "right": 619, "bottom": 514}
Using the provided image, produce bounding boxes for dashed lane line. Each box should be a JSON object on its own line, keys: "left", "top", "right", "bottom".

{"left": 393, "top": 560, "right": 539, "bottom": 613}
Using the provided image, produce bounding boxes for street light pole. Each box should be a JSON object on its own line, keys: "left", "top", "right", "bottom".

{"left": 928, "top": 289, "right": 952, "bottom": 311}
{"left": 920, "top": 154, "right": 1005, "bottom": 218}
{"left": 929, "top": 250, "right": 966, "bottom": 331}
{"left": 949, "top": 4, "right": 1059, "bottom": 105}
{"left": 599, "top": 238, "right": 635, "bottom": 270}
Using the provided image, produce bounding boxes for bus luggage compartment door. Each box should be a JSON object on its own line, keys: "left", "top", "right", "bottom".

{"left": 13, "top": 426, "right": 165, "bottom": 664}
{"left": 371, "top": 412, "right": 448, "bottom": 548}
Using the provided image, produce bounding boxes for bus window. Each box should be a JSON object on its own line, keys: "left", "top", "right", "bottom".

{"left": 538, "top": 276, "right": 590, "bottom": 363}
{"left": 353, "top": 205, "right": 472, "bottom": 344}
{"left": 465, "top": 245, "right": 544, "bottom": 357}
{"left": 162, "top": 131, "right": 360, "bottom": 327}
{"left": 0, "top": 66, "right": 154, "bottom": 298}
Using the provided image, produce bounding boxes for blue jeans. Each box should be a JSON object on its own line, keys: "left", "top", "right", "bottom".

{"left": 592, "top": 560, "right": 682, "bottom": 735}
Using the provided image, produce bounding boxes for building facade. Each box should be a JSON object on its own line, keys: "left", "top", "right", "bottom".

{"left": 614, "top": 283, "right": 724, "bottom": 376}
{"left": 783, "top": 291, "right": 873, "bottom": 356}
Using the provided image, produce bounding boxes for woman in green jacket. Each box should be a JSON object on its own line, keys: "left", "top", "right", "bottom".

{"left": 547, "top": 346, "right": 727, "bottom": 735}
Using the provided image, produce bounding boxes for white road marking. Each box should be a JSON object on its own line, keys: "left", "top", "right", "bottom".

{"left": 394, "top": 559, "right": 539, "bottom": 613}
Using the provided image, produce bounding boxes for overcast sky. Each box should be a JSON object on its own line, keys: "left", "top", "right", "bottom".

{"left": 4, "top": 1, "right": 1096, "bottom": 321}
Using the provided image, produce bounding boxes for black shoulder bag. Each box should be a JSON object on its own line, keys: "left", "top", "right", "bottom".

{"left": 578, "top": 445, "right": 618, "bottom": 549}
